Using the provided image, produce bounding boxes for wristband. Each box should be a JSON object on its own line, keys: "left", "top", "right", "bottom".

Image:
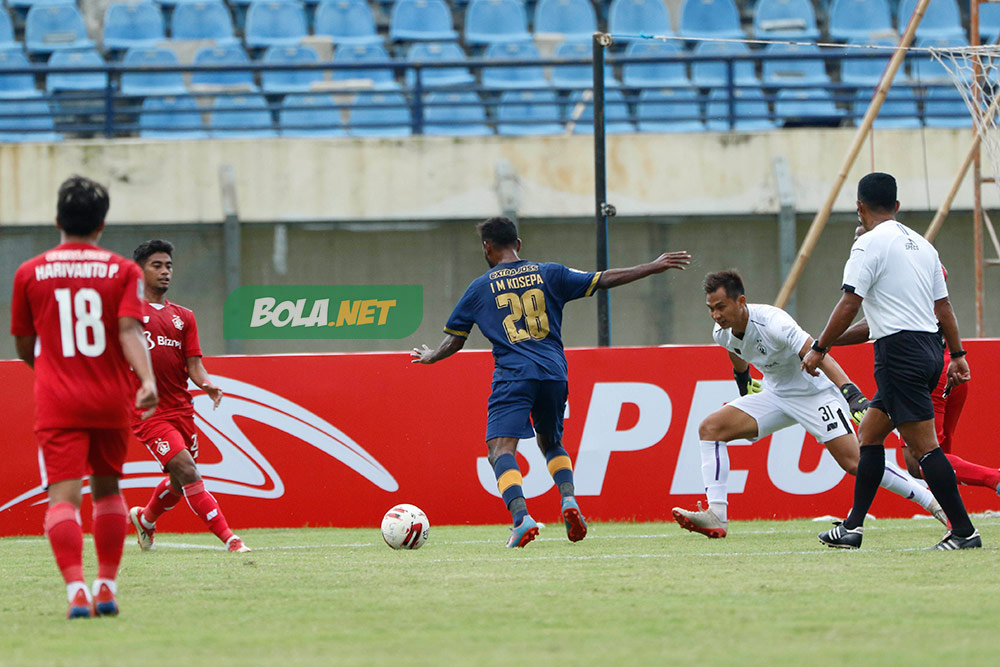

{"left": 950, "top": 350, "right": 968, "bottom": 358}
{"left": 811, "top": 341, "right": 828, "bottom": 354}
{"left": 734, "top": 368, "right": 752, "bottom": 397}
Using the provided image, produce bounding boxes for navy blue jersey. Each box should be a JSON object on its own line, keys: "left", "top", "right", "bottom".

{"left": 444, "top": 260, "right": 602, "bottom": 382}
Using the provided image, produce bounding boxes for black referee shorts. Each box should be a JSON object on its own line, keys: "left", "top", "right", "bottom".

{"left": 869, "top": 330, "right": 945, "bottom": 426}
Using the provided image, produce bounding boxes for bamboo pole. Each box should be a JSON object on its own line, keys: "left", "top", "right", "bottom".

{"left": 774, "top": 0, "right": 934, "bottom": 308}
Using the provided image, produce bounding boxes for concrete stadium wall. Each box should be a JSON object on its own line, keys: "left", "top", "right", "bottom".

{"left": 2, "top": 211, "right": 996, "bottom": 361}
{"left": 1, "top": 129, "right": 999, "bottom": 225}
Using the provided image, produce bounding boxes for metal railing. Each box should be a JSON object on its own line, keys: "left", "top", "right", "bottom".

{"left": 0, "top": 50, "right": 973, "bottom": 139}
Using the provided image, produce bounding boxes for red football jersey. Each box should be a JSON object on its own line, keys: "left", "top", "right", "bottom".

{"left": 132, "top": 300, "right": 202, "bottom": 423}
{"left": 10, "top": 242, "right": 145, "bottom": 430}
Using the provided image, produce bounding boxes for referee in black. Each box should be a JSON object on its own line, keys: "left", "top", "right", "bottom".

{"left": 801, "top": 172, "right": 978, "bottom": 550}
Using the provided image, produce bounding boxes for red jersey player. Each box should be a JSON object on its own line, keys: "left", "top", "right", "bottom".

{"left": 10, "top": 176, "right": 158, "bottom": 619}
{"left": 127, "top": 240, "right": 249, "bottom": 553}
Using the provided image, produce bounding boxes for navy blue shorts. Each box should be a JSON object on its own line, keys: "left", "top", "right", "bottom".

{"left": 870, "top": 330, "right": 945, "bottom": 426}
{"left": 485, "top": 380, "right": 568, "bottom": 442}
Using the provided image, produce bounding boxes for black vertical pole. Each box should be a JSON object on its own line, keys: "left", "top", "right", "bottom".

{"left": 593, "top": 33, "right": 611, "bottom": 347}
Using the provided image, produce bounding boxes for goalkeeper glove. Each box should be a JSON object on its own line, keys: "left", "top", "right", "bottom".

{"left": 839, "top": 382, "right": 869, "bottom": 425}
{"left": 734, "top": 368, "right": 763, "bottom": 397}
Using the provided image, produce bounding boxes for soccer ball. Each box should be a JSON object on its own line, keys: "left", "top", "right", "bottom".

{"left": 381, "top": 504, "right": 429, "bottom": 550}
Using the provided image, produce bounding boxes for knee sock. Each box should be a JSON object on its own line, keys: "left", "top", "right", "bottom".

{"left": 183, "top": 481, "right": 235, "bottom": 544}
{"left": 945, "top": 454, "right": 1000, "bottom": 491}
{"left": 700, "top": 440, "right": 729, "bottom": 522}
{"left": 920, "top": 448, "right": 975, "bottom": 537}
{"left": 92, "top": 495, "right": 127, "bottom": 582}
{"left": 544, "top": 445, "right": 575, "bottom": 497}
{"left": 492, "top": 453, "right": 527, "bottom": 524}
{"left": 880, "top": 458, "right": 935, "bottom": 510}
{"left": 44, "top": 502, "right": 84, "bottom": 585}
{"left": 844, "top": 445, "right": 885, "bottom": 530}
{"left": 141, "top": 477, "right": 183, "bottom": 525}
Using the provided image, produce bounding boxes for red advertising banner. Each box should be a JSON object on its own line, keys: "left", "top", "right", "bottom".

{"left": 2, "top": 342, "right": 999, "bottom": 536}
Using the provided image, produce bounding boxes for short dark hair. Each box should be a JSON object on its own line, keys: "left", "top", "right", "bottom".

{"left": 133, "top": 239, "right": 175, "bottom": 266}
{"left": 476, "top": 216, "right": 518, "bottom": 249}
{"left": 857, "top": 172, "right": 897, "bottom": 213}
{"left": 56, "top": 176, "right": 110, "bottom": 236}
{"left": 704, "top": 270, "right": 745, "bottom": 300}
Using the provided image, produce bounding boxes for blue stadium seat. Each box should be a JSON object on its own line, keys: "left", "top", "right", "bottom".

{"left": 405, "top": 42, "right": 475, "bottom": 88}
{"left": 706, "top": 86, "right": 776, "bottom": 131}
{"left": 752, "top": 0, "right": 820, "bottom": 39}
{"left": 679, "top": 0, "right": 744, "bottom": 39}
{"left": 855, "top": 86, "right": 921, "bottom": 128}
{"left": 0, "top": 99, "right": 60, "bottom": 142}
{"left": 209, "top": 93, "right": 276, "bottom": 137}
{"left": 0, "top": 10, "right": 18, "bottom": 51}
{"left": 552, "top": 38, "right": 617, "bottom": 88}
{"left": 313, "top": 0, "right": 381, "bottom": 45}
{"left": 170, "top": 2, "right": 237, "bottom": 44}
{"left": 103, "top": 2, "right": 165, "bottom": 52}
{"left": 25, "top": 4, "right": 94, "bottom": 54}
{"left": 279, "top": 93, "right": 346, "bottom": 136}
{"left": 423, "top": 91, "right": 492, "bottom": 135}
{"left": 191, "top": 44, "right": 257, "bottom": 89}
{"left": 46, "top": 48, "right": 107, "bottom": 92}
{"left": 622, "top": 40, "right": 690, "bottom": 88}
{"left": 121, "top": 47, "right": 188, "bottom": 96}
{"left": 607, "top": 0, "right": 673, "bottom": 40}
{"left": 911, "top": 36, "right": 968, "bottom": 82}
{"left": 533, "top": 0, "right": 597, "bottom": 40}
{"left": 244, "top": 1, "right": 307, "bottom": 49}
{"left": 348, "top": 91, "right": 411, "bottom": 136}
{"left": 464, "top": 0, "right": 530, "bottom": 45}
{"left": 139, "top": 95, "right": 207, "bottom": 139}
{"left": 980, "top": 4, "right": 1000, "bottom": 41}
{"left": 636, "top": 87, "right": 703, "bottom": 132}
{"left": 481, "top": 40, "right": 548, "bottom": 89}
{"left": 762, "top": 43, "right": 830, "bottom": 85}
{"left": 567, "top": 89, "right": 634, "bottom": 134}
{"left": 828, "top": 0, "right": 893, "bottom": 42}
{"left": 390, "top": 0, "right": 458, "bottom": 42}
{"left": 0, "top": 51, "right": 40, "bottom": 98}
{"left": 691, "top": 41, "right": 758, "bottom": 87}
{"left": 774, "top": 88, "right": 842, "bottom": 125}
{"left": 496, "top": 89, "right": 562, "bottom": 135}
{"left": 261, "top": 44, "right": 324, "bottom": 93}
{"left": 923, "top": 86, "right": 970, "bottom": 127}
{"left": 332, "top": 43, "right": 399, "bottom": 89}
{"left": 898, "top": 0, "right": 963, "bottom": 41}
{"left": 840, "top": 38, "right": 905, "bottom": 85}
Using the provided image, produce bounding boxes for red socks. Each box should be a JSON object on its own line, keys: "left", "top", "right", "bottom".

{"left": 946, "top": 454, "right": 1000, "bottom": 491}
{"left": 183, "top": 481, "right": 234, "bottom": 544}
{"left": 44, "top": 502, "right": 84, "bottom": 585}
{"left": 92, "top": 495, "right": 127, "bottom": 581}
{"left": 142, "top": 478, "right": 183, "bottom": 524}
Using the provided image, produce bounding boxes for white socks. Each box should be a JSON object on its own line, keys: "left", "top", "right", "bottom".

{"left": 880, "top": 458, "right": 935, "bottom": 509}
{"left": 66, "top": 581, "right": 89, "bottom": 604}
{"left": 700, "top": 440, "right": 729, "bottom": 522}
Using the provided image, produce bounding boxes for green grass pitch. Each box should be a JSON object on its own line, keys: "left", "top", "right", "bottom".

{"left": 1, "top": 517, "right": 998, "bottom": 666}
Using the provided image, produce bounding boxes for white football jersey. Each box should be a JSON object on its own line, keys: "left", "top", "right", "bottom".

{"left": 713, "top": 303, "right": 833, "bottom": 397}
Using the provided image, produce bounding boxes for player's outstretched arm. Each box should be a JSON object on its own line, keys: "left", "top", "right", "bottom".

{"left": 14, "top": 335, "right": 36, "bottom": 369}
{"left": 187, "top": 356, "right": 223, "bottom": 410}
{"left": 120, "top": 316, "right": 158, "bottom": 418}
{"left": 805, "top": 340, "right": 870, "bottom": 424}
{"left": 831, "top": 318, "right": 870, "bottom": 347}
{"left": 596, "top": 251, "right": 691, "bottom": 289}
{"left": 801, "top": 292, "right": 863, "bottom": 376}
{"left": 934, "top": 297, "right": 971, "bottom": 391}
{"left": 411, "top": 334, "right": 466, "bottom": 365}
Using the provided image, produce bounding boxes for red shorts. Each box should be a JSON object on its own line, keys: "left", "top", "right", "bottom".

{"left": 134, "top": 415, "right": 199, "bottom": 471}
{"left": 36, "top": 428, "right": 130, "bottom": 486}
{"left": 933, "top": 370, "right": 968, "bottom": 454}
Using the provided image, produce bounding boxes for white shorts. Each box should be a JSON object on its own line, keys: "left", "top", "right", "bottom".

{"left": 728, "top": 385, "right": 855, "bottom": 444}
